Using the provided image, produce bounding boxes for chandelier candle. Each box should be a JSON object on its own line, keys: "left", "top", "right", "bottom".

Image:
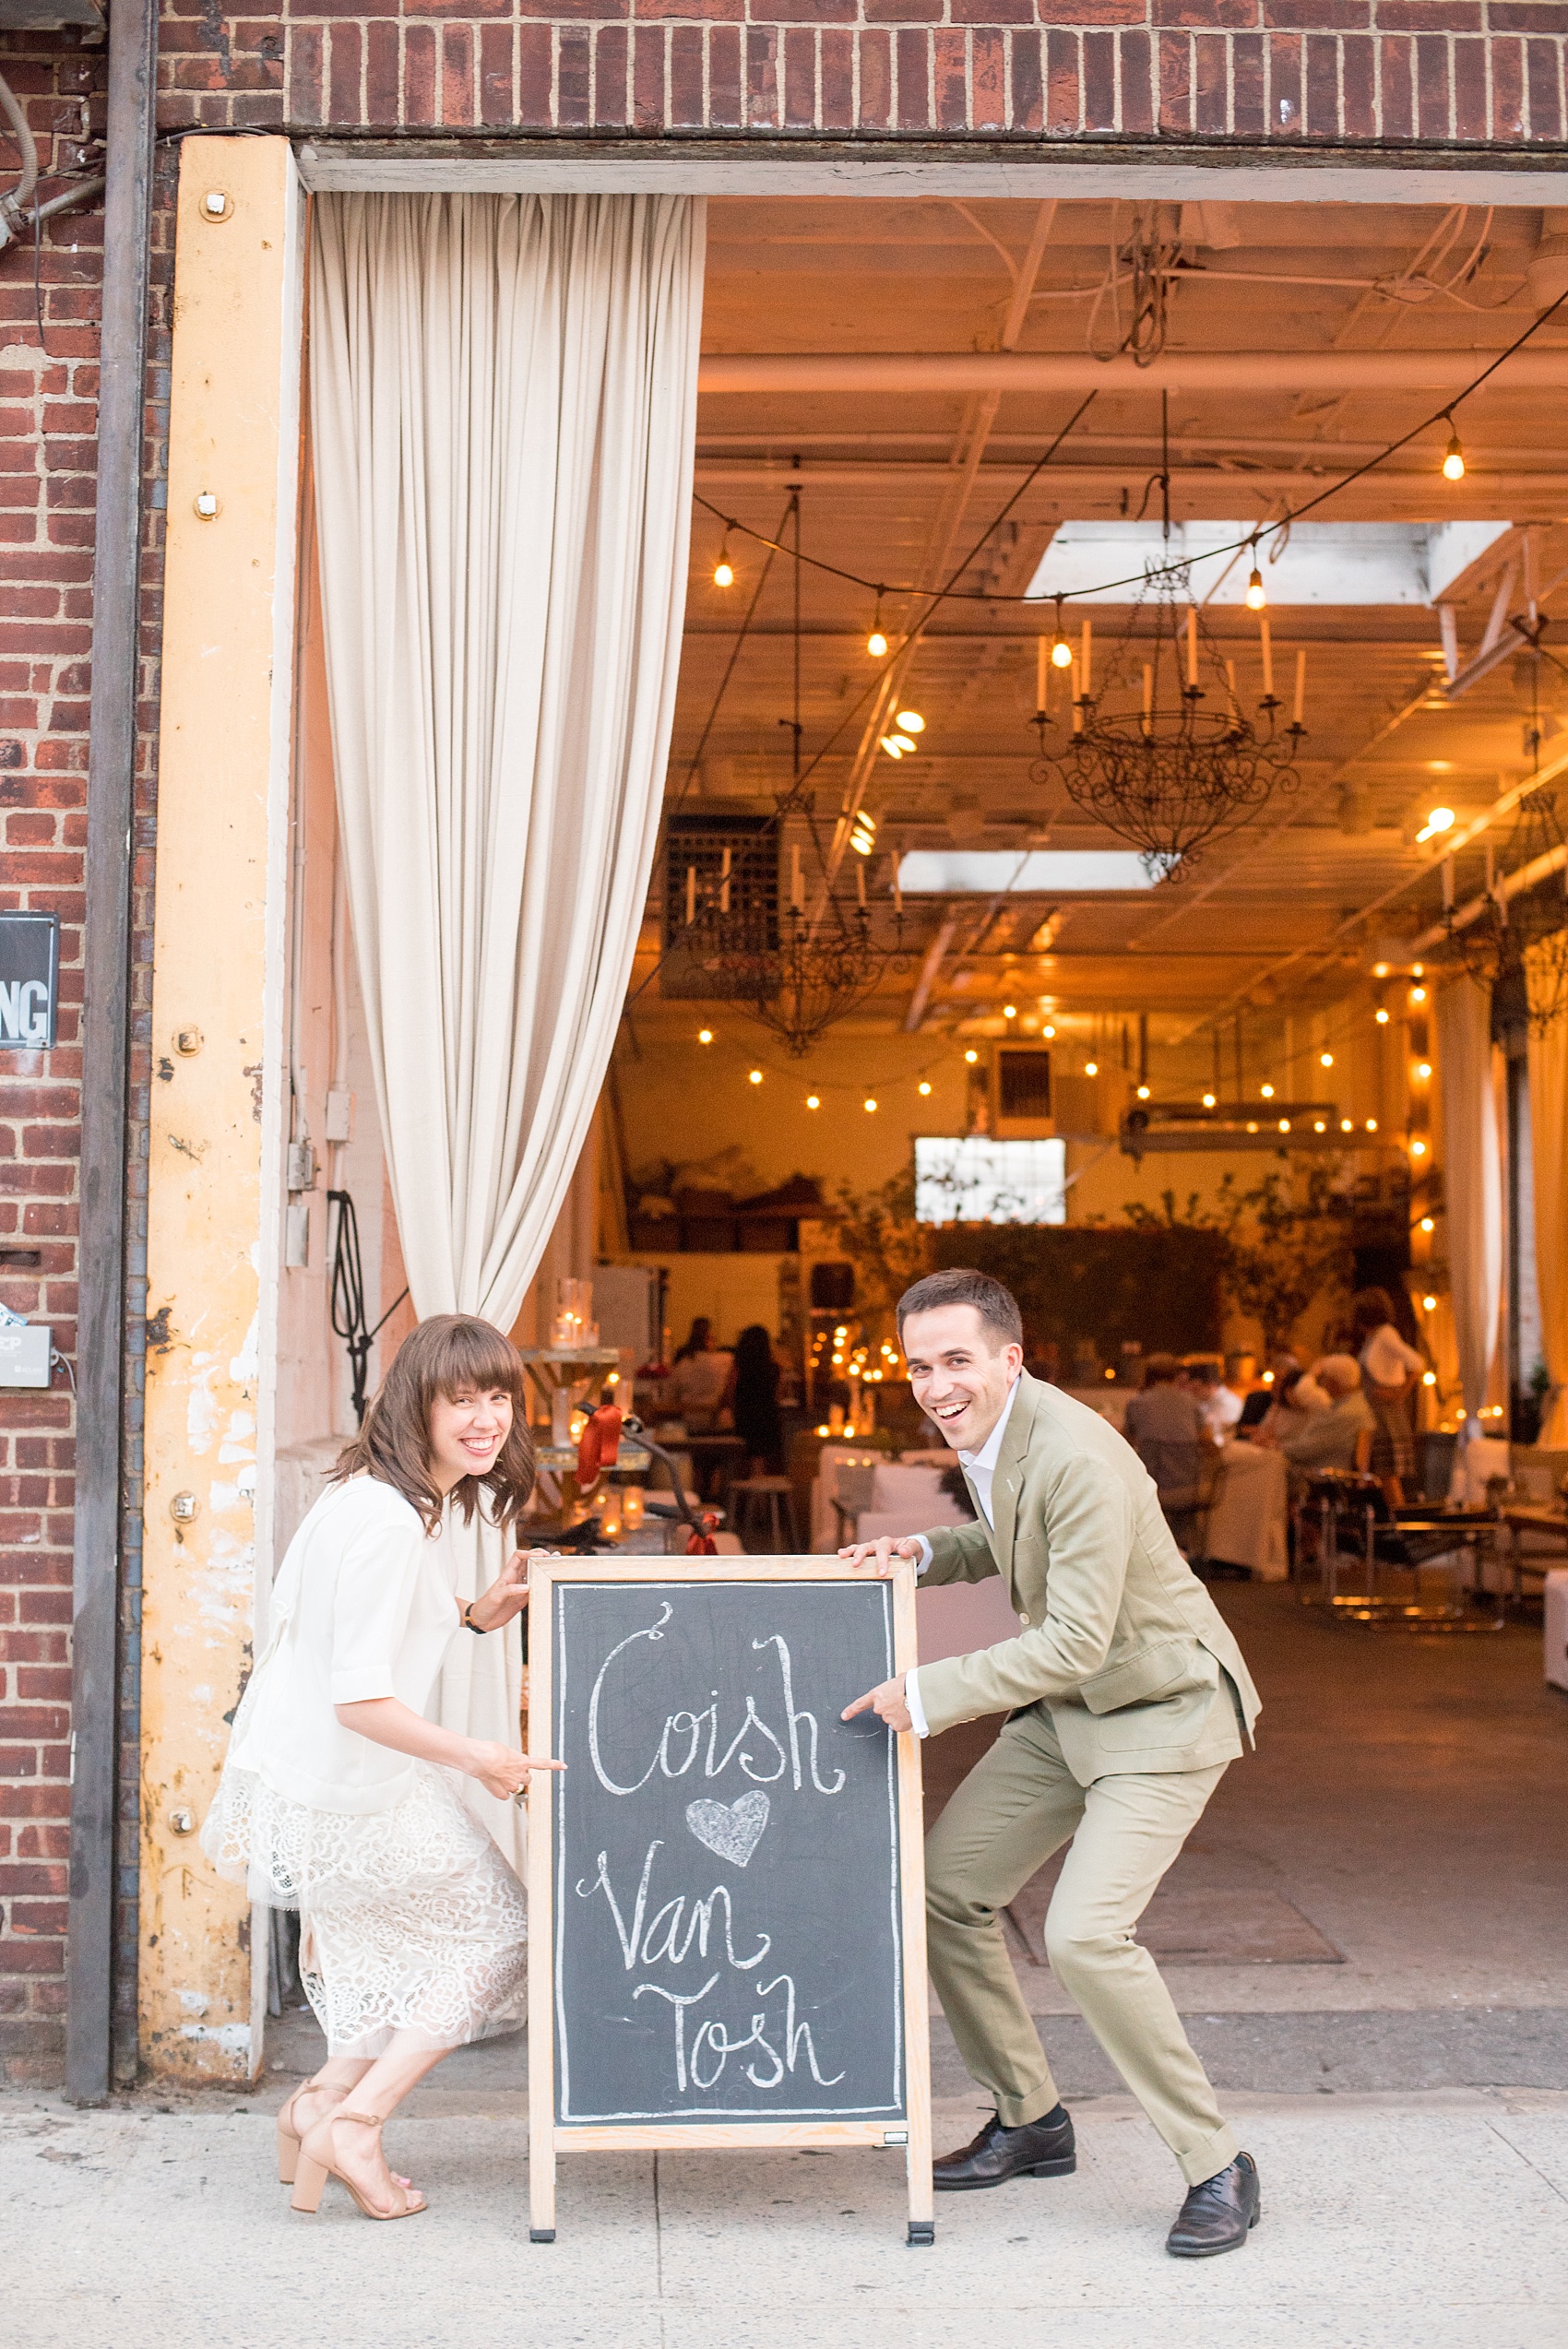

{"left": 1081, "top": 619, "right": 1093, "bottom": 697}
{"left": 1259, "top": 616, "right": 1275, "bottom": 703}
{"left": 1293, "top": 650, "right": 1307, "bottom": 729}
{"left": 1186, "top": 606, "right": 1198, "bottom": 693}
{"left": 791, "top": 844, "right": 804, "bottom": 913}
{"left": 1037, "top": 636, "right": 1050, "bottom": 715}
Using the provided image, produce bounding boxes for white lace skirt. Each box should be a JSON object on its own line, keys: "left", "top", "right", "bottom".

{"left": 203, "top": 1760, "right": 528, "bottom": 2058}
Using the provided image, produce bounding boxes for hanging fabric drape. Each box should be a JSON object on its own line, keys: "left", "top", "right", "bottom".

{"left": 1526, "top": 950, "right": 1568, "bottom": 1443}
{"left": 1435, "top": 975, "right": 1503, "bottom": 1440}
{"left": 310, "top": 191, "right": 705, "bottom": 1865}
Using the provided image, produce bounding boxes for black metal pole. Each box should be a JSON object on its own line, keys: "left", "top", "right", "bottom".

{"left": 65, "top": 0, "right": 159, "bottom": 2106}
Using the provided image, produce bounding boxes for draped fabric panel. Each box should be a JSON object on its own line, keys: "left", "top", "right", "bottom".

{"left": 310, "top": 192, "right": 705, "bottom": 1863}
{"left": 1435, "top": 976, "right": 1503, "bottom": 1437}
{"left": 1526, "top": 964, "right": 1568, "bottom": 1444}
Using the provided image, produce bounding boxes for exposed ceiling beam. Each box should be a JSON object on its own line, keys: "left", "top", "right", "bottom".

{"left": 1411, "top": 840, "right": 1568, "bottom": 951}
{"left": 694, "top": 463, "right": 1568, "bottom": 498}
{"left": 699, "top": 350, "right": 1567, "bottom": 395}
{"left": 1189, "top": 738, "right": 1568, "bottom": 1036}
{"left": 904, "top": 915, "right": 957, "bottom": 1032}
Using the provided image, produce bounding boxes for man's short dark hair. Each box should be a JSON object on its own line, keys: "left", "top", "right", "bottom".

{"left": 897, "top": 1268, "right": 1023, "bottom": 1351}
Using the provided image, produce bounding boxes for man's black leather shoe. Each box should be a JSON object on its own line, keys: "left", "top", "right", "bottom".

{"left": 1165, "top": 2153, "right": 1261, "bottom": 2257}
{"left": 932, "top": 2107, "right": 1076, "bottom": 2190}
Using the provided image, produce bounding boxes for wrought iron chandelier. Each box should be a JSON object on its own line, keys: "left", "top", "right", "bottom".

{"left": 1443, "top": 782, "right": 1568, "bottom": 1037}
{"left": 692, "top": 872, "right": 907, "bottom": 1057}
{"left": 683, "top": 489, "right": 908, "bottom": 1055}
{"left": 1028, "top": 415, "right": 1305, "bottom": 875}
{"left": 1029, "top": 559, "right": 1305, "bottom": 877}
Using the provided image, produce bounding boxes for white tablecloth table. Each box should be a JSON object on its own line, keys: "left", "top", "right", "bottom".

{"left": 1204, "top": 1440, "right": 1289, "bottom": 1580}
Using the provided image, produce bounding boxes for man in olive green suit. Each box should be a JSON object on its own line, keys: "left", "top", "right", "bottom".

{"left": 843, "top": 1268, "right": 1264, "bottom": 2258}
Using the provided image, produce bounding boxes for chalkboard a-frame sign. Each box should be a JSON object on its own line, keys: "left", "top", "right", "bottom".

{"left": 527, "top": 1558, "right": 934, "bottom": 2245}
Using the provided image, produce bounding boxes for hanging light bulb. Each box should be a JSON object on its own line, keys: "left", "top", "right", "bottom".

{"left": 1245, "top": 554, "right": 1267, "bottom": 613}
{"left": 1051, "top": 594, "right": 1073, "bottom": 670}
{"left": 849, "top": 809, "right": 877, "bottom": 855}
{"left": 895, "top": 710, "right": 925, "bottom": 733}
{"left": 1441, "top": 418, "right": 1466, "bottom": 482}
{"left": 713, "top": 530, "right": 734, "bottom": 588}
{"left": 867, "top": 591, "right": 888, "bottom": 659}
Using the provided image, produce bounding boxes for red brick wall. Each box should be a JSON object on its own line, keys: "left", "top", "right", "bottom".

{"left": 274, "top": 2, "right": 1567, "bottom": 147}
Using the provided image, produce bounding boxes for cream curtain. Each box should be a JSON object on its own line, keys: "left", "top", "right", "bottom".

{"left": 1436, "top": 975, "right": 1503, "bottom": 1437}
{"left": 310, "top": 192, "right": 705, "bottom": 1864}
{"left": 1527, "top": 959, "right": 1568, "bottom": 1444}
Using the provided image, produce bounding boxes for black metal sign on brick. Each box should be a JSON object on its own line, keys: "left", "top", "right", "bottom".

{"left": 0, "top": 913, "right": 59, "bottom": 1051}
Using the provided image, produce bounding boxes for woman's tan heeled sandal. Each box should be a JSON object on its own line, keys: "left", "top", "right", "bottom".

{"left": 290, "top": 2112, "right": 426, "bottom": 2221}
{"left": 275, "top": 2077, "right": 343, "bottom": 2184}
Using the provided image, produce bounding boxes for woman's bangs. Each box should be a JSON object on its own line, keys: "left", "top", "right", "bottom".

{"left": 431, "top": 1320, "right": 526, "bottom": 1404}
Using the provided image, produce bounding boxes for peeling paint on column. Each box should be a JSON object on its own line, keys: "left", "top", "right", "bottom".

{"left": 139, "top": 137, "right": 303, "bottom": 2085}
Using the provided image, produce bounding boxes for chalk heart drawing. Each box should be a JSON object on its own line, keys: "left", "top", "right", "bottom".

{"left": 684, "top": 1790, "right": 771, "bottom": 1869}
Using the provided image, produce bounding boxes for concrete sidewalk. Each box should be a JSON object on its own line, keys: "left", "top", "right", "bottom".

{"left": 5, "top": 2084, "right": 1566, "bottom": 2349}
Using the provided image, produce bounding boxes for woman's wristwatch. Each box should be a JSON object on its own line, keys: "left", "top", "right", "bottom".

{"left": 461, "top": 1601, "right": 487, "bottom": 1634}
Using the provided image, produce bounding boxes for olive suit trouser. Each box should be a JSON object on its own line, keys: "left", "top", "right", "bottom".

{"left": 924, "top": 1702, "right": 1240, "bottom": 2189}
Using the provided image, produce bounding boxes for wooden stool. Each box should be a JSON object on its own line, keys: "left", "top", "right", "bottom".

{"left": 731, "top": 1476, "right": 801, "bottom": 1554}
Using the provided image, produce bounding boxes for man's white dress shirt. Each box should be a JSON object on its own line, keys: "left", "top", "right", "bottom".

{"left": 903, "top": 1375, "right": 1020, "bottom": 1739}
{"left": 1200, "top": 1384, "right": 1243, "bottom": 1438}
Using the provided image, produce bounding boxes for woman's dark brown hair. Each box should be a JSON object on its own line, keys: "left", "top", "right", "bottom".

{"left": 331, "top": 1313, "right": 535, "bottom": 1536}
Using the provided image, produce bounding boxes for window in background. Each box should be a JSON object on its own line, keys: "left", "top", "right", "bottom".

{"left": 915, "top": 1136, "right": 1068, "bottom": 1226}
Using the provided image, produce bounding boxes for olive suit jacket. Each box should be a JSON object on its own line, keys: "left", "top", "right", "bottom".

{"left": 917, "top": 1371, "right": 1261, "bottom": 1785}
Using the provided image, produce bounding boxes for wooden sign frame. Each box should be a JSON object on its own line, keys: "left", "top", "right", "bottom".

{"left": 526, "top": 1556, "right": 933, "bottom": 2245}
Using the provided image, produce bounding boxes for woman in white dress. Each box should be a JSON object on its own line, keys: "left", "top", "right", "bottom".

{"left": 202, "top": 1313, "right": 562, "bottom": 2222}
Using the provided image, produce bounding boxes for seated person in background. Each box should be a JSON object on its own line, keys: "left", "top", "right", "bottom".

{"left": 1219, "top": 1351, "right": 1256, "bottom": 1426}
{"left": 665, "top": 1318, "right": 734, "bottom": 1432}
{"left": 1246, "top": 1358, "right": 1327, "bottom": 1444}
{"left": 1260, "top": 1353, "right": 1374, "bottom": 1474}
{"left": 1182, "top": 1359, "right": 1241, "bottom": 1441}
{"left": 1123, "top": 1354, "right": 1212, "bottom": 1551}
{"left": 1236, "top": 1352, "right": 1298, "bottom": 1437}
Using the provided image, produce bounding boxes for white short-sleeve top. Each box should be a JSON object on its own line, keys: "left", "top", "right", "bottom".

{"left": 1359, "top": 1324, "right": 1423, "bottom": 1388}
{"left": 227, "top": 1474, "right": 461, "bottom": 1815}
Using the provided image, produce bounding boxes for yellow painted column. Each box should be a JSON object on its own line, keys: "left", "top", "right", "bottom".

{"left": 140, "top": 136, "right": 303, "bottom": 2082}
